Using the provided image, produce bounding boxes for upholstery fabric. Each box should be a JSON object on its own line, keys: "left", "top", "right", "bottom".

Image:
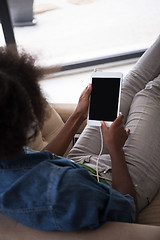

{"left": 138, "top": 190, "right": 160, "bottom": 226}
{"left": 28, "top": 103, "right": 64, "bottom": 151}
{"left": 0, "top": 212, "right": 160, "bottom": 240}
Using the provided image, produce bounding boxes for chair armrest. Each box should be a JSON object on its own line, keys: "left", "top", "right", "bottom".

{"left": 52, "top": 103, "right": 76, "bottom": 122}
{"left": 0, "top": 212, "right": 160, "bottom": 240}
{"left": 52, "top": 103, "right": 86, "bottom": 134}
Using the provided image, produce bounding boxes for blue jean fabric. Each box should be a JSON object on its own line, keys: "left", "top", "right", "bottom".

{"left": 0, "top": 149, "right": 135, "bottom": 231}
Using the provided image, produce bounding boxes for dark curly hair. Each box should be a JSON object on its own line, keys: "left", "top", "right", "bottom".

{"left": 0, "top": 47, "right": 47, "bottom": 158}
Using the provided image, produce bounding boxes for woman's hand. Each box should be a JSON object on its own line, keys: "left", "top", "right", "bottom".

{"left": 43, "top": 84, "right": 92, "bottom": 156}
{"left": 101, "top": 113, "right": 137, "bottom": 212}
{"left": 101, "top": 113, "right": 130, "bottom": 154}
{"left": 74, "top": 84, "right": 92, "bottom": 121}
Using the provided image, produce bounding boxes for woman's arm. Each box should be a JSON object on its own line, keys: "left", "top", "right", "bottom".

{"left": 101, "top": 114, "right": 137, "bottom": 211}
{"left": 42, "top": 84, "right": 92, "bottom": 156}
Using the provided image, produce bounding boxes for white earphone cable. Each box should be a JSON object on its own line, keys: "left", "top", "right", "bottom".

{"left": 96, "top": 126, "right": 103, "bottom": 182}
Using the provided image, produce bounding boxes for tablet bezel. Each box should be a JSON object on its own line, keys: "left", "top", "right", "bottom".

{"left": 87, "top": 71, "right": 123, "bottom": 127}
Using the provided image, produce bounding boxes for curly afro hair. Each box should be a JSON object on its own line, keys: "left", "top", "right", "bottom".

{"left": 0, "top": 47, "right": 47, "bottom": 158}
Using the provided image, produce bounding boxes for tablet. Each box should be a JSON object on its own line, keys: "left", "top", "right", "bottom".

{"left": 87, "top": 71, "right": 122, "bottom": 127}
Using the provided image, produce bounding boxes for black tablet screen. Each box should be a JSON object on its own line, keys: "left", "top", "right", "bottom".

{"left": 89, "top": 77, "right": 121, "bottom": 121}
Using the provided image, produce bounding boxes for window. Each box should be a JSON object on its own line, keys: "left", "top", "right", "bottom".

{"left": 0, "top": 0, "right": 160, "bottom": 70}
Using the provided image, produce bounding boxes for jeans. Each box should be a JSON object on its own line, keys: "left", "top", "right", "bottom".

{"left": 68, "top": 35, "right": 160, "bottom": 211}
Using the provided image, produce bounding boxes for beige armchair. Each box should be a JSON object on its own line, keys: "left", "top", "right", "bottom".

{"left": 0, "top": 103, "right": 159, "bottom": 239}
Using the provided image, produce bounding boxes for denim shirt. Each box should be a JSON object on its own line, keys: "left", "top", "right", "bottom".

{"left": 0, "top": 149, "right": 135, "bottom": 232}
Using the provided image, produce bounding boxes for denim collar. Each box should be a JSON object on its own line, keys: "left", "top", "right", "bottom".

{"left": 0, "top": 150, "right": 54, "bottom": 169}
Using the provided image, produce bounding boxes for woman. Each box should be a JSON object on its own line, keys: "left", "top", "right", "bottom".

{"left": 0, "top": 46, "right": 135, "bottom": 231}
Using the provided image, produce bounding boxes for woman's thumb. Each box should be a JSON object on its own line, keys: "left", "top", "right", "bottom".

{"left": 101, "top": 121, "right": 108, "bottom": 135}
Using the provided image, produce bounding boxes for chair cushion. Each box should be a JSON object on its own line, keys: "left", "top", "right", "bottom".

{"left": 137, "top": 190, "right": 160, "bottom": 226}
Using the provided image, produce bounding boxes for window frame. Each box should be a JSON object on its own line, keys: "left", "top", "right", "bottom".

{"left": 1, "top": 0, "right": 146, "bottom": 72}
